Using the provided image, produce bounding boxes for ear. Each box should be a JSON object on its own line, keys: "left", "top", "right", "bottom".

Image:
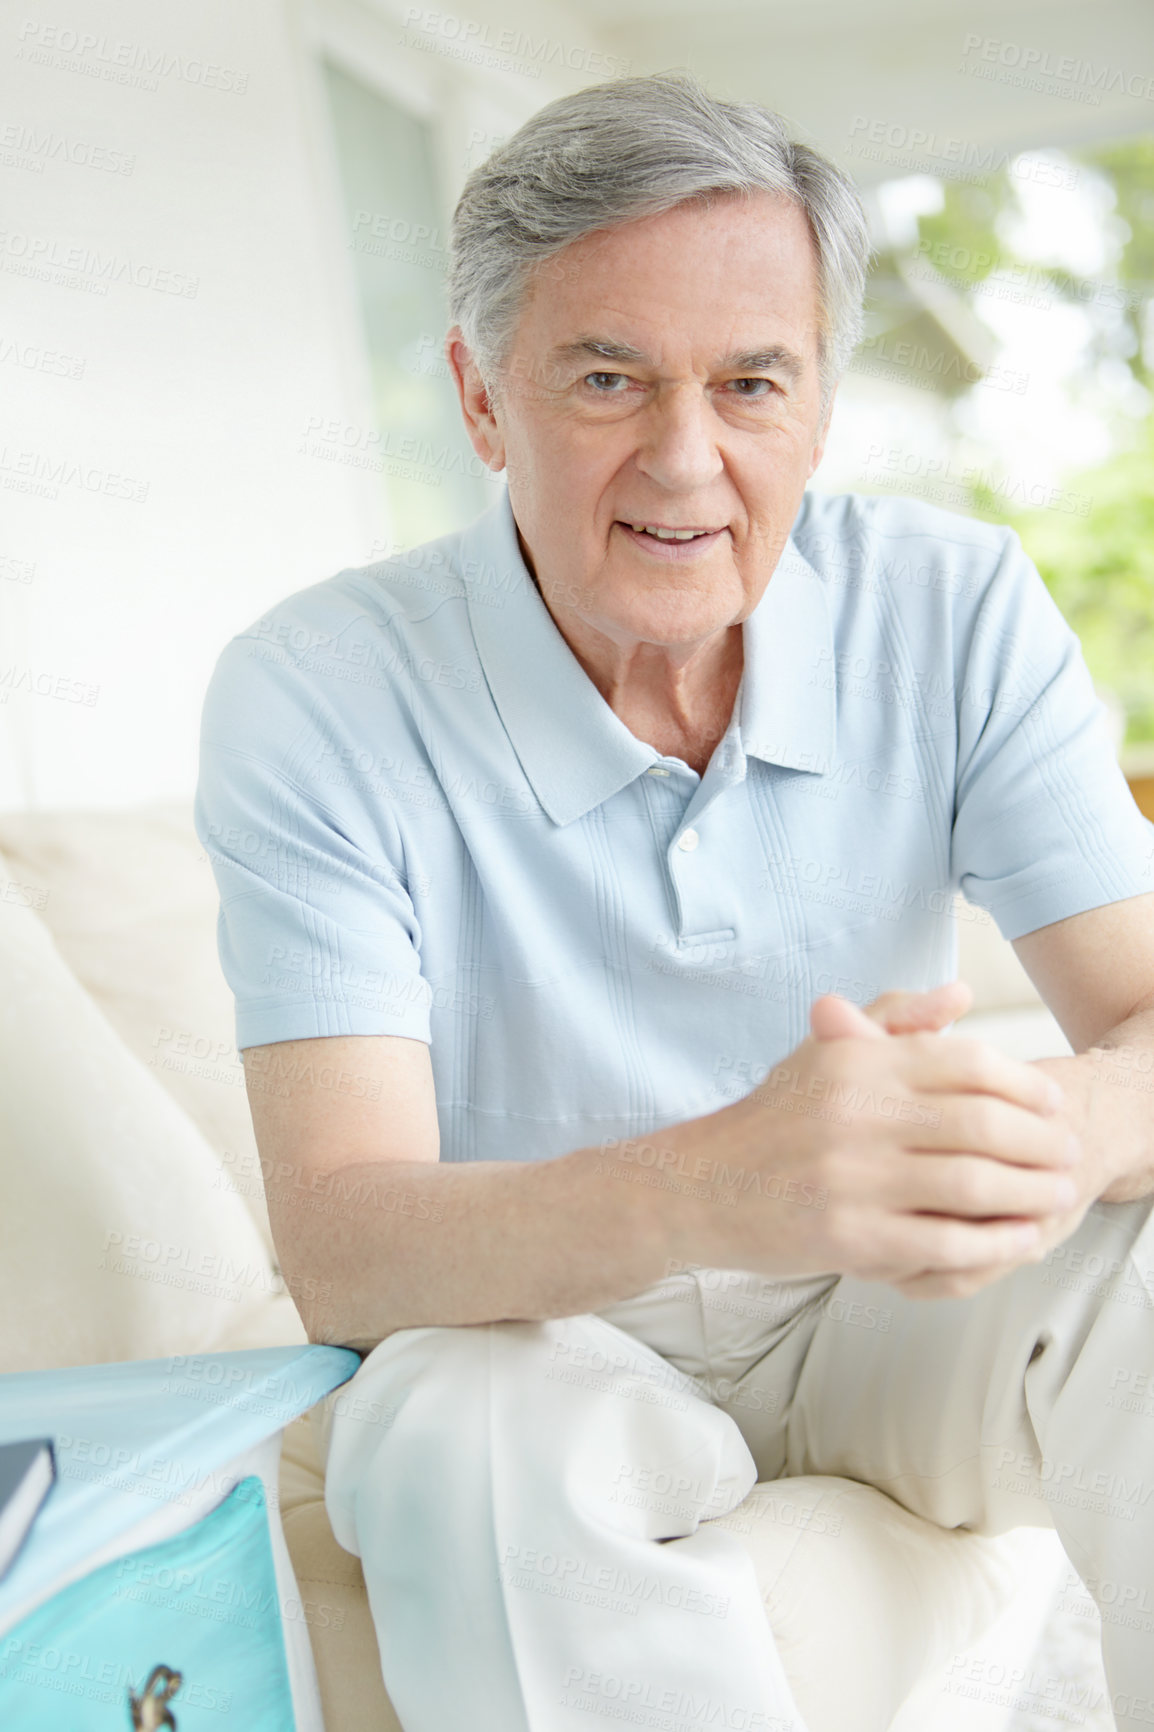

{"left": 445, "top": 327, "right": 506, "bottom": 472}
{"left": 808, "top": 384, "right": 838, "bottom": 478}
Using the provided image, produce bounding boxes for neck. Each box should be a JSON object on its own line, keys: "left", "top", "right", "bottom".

{"left": 560, "top": 614, "right": 745, "bottom": 777}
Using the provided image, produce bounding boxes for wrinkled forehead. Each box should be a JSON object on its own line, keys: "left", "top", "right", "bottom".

{"left": 509, "top": 193, "right": 824, "bottom": 381}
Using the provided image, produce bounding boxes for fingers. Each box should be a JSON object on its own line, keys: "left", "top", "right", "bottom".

{"left": 873, "top": 1191, "right": 1086, "bottom": 1297}
{"left": 867, "top": 1193, "right": 1089, "bottom": 1297}
{"left": 889, "top": 1152, "right": 1077, "bottom": 1219}
{"left": 876, "top": 1211, "right": 1044, "bottom": 1279}
{"left": 863, "top": 982, "right": 973, "bottom": 1034}
{"left": 904, "top": 1092, "right": 1078, "bottom": 1170}
{"left": 890, "top": 1220, "right": 1068, "bottom": 1298}
{"left": 810, "top": 993, "right": 886, "bottom": 1042}
{"left": 890, "top": 1264, "right": 1020, "bottom": 1301}
{"left": 897, "top": 1032, "right": 1065, "bottom": 1120}
{"left": 814, "top": 1195, "right": 1046, "bottom": 1289}
{"left": 813, "top": 983, "right": 973, "bottom": 1042}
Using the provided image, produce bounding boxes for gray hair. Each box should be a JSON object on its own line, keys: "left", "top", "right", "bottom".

{"left": 449, "top": 73, "right": 870, "bottom": 411}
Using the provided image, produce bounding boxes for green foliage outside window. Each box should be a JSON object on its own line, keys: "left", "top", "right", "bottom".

{"left": 974, "top": 421, "right": 1154, "bottom": 742}
{"left": 911, "top": 137, "right": 1154, "bottom": 744}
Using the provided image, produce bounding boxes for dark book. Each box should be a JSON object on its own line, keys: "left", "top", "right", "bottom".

{"left": 0, "top": 1439, "right": 55, "bottom": 1580}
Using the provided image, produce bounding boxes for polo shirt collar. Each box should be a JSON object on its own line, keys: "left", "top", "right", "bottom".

{"left": 740, "top": 532, "right": 837, "bottom": 776}
{"left": 462, "top": 491, "right": 834, "bottom": 826}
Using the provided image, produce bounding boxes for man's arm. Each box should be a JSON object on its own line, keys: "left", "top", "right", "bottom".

{"left": 1012, "top": 891, "right": 1154, "bottom": 1204}
{"left": 245, "top": 1009, "right": 1074, "bottom": 1350}
{"left": 243, "top": 1032, "right": 675, "bottom": 1350}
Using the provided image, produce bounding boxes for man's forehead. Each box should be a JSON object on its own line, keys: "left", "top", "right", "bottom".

{"left": 515, "top": 195, "right": 822, "bottom": 371}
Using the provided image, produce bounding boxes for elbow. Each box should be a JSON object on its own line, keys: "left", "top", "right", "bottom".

{"left": 289, "top": 1270, "right": 385, "bottom": 1353}
{"left": 280, "top": 1256, "right": 346, "bottom": 1346}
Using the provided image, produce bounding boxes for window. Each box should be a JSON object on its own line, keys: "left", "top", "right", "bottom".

{"left": 322, "top": 62, "right": 489, "bottom": 549}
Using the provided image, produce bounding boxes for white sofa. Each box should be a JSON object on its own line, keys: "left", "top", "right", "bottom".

{"left": 0, "top": 800, "right": 1081, "bottom": 1731}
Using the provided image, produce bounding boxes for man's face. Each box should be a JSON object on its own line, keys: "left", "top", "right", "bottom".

{"left": 452, "top": 190, "right": 832, "bottom": 655}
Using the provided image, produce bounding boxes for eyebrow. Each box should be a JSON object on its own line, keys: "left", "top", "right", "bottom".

{"left": 721, "top": 346, "right": 804, "bottom": 382}
{"left": 550, "top": 336, "right": 805, "bottom": 383}
{"left": 551, "top": 338, "right": 648, "bottom": 365}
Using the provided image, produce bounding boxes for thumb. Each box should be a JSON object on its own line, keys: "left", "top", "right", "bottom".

{"left": 810, "top": 992, "right": 888, "bottom": 1042}
{"left": 863, "top": 981, "right": 973, "bottom": 1034}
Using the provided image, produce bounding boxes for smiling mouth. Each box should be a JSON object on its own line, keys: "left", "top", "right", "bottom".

{"left": 620, "top": 522, "right": 723, "bottom": 542}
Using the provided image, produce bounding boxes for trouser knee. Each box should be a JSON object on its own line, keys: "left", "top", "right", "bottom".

{"left": 321, "top": 1321, "right": 506, "bottom": 1470}
{"left": 322, "top": 1312, "right": 745, "bottom": 1552}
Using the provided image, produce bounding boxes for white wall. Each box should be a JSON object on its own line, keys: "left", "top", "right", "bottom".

{"left": 0, "top": 1, "right": 390, "bottom": 809}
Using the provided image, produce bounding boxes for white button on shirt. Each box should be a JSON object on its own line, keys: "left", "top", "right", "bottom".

{"left": 196, "top": 488, "right": 1154, "bottom": 1167}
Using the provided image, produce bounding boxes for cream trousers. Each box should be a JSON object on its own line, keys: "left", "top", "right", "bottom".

{"left": 321, "top": 1196, "right": 1154, "bottom": 1732}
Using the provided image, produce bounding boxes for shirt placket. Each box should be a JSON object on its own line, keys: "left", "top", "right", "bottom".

{"left": 660, "top": 717, "right": 749, "bottom": 951}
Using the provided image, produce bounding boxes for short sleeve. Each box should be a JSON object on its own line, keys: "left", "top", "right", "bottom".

{"left": 194, "top": 633, "right": 432, "bottom": 1050}
{"left": 951, "top": 530, "right": 1154, "bottom": 941}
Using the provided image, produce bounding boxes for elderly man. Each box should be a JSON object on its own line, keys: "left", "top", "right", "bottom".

{"left": 197, "top": 75, "right": 1154, "bottom": 1732}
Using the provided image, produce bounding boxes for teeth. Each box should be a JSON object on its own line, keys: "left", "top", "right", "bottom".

{"left": 630, "top": 524, "right": 707, "bottom": 541}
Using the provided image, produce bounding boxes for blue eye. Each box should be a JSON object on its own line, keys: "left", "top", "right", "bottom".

{"left": 586, "top": 372, "right": 629, "bottom": 391}
{"left": 730, "top": 378, "right": 773, "bottom": 396}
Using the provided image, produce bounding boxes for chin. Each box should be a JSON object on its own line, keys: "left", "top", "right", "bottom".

{"left": 600, "top": 598, "right": 737, "bottom": 647}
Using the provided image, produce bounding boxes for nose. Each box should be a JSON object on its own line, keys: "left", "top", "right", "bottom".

{"left": 633, "top": 383, "right": 724, "bottom": 494}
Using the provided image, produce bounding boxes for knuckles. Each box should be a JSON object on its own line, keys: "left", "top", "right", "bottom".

{"left": 949, "top": 1160, "right": 990, "bottom": 1214}
{"left": 951, "top": 1095, "right": 999, "bottom": 1151}
{"left": 944, "top": 1036, "right": 1000, "bottom": 1092}
{"left": 815, "top": 1209, "right": 856, "bottom": 1268}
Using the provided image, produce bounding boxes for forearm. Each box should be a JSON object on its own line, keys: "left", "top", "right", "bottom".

{"left": 1031, "top": 1006, "right": 1154, "bottom": 1203}
{"left": 276, "top": 1140, "right": 699, "bottom": 1350}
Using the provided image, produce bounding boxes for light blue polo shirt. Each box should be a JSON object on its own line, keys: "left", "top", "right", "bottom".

{"left": 194, "top": 489, "right": 1154, "bottom": 1164}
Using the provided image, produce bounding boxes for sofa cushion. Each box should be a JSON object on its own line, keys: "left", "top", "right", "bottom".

{"left": 0, "top": 867, "right": 304, "bottom": 1369}
{"left": 712, "top": 1478, "right": 1022, "bottom": 1732}
{"left": 0, "top": 803, "right": 274, "bottom": 1254}
{"left": 278, "top": 1411, "right": 1034, "bottom": 1732}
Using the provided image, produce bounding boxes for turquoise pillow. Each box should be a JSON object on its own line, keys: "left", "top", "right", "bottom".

{"left": 0, "top": 1476, "right": 295, "bottom": 1729}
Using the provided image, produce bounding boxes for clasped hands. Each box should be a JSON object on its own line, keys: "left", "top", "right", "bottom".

{"left": 692, "top": 981, "right": 1102, "bottom": 1300}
